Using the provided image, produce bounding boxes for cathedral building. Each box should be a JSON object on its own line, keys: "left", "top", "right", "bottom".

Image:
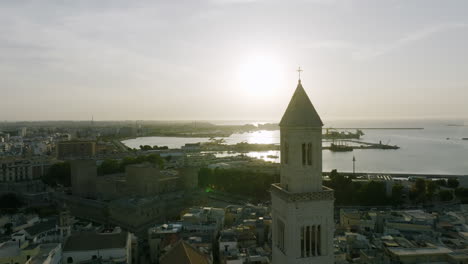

{"left": 271, "top": 79, "right": 335, "bottom": 264}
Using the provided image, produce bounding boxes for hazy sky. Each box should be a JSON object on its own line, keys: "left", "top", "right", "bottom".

{"left": 1, "top": 0, "right": 467, "bottom": 121}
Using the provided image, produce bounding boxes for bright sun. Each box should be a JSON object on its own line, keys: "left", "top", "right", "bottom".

{"left": 237, "top": 54, "right": 285, "bottom": 97}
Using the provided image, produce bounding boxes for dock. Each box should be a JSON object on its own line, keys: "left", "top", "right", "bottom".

{"left": 322, "top": 139, "right": 400, "bottom": 151}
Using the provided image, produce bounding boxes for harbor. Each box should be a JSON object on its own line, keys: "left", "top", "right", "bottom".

{"left": 122, "top": 121, "right": 468, "bottom": 175}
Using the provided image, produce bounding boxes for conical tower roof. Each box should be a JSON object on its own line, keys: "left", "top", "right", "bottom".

{"left": 279, "top": 80, "right": 323, "bottom": 127}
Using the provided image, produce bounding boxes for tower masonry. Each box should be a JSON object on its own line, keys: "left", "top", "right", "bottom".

{"left": 271, "top": 79, "right": 335, "bottom": 264}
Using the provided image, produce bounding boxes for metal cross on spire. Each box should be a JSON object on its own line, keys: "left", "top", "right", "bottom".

{"left": 297, "top": 66, "right": 303, "bottom": 81}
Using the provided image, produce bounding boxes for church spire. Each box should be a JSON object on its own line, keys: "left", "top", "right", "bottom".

{"left": 279, "top": 77, "right": 323, "bottom": 127}
{"left": 271, "top": 70, "right": 334, "bottom": 264}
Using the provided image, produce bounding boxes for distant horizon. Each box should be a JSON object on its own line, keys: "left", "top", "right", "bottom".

{"left": 1, "top": 116, "right": 467, "bottom": 124}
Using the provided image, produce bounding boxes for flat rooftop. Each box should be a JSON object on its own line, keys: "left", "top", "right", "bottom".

{"left": 388, "top": 246, "right": 452, "bottom": 256}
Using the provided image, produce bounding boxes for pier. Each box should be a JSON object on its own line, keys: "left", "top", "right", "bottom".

{"left": 323, "top": 139, "right": 400, "bottom": 151}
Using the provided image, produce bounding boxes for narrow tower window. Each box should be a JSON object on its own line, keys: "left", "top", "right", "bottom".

{"left": 284, "top": 142, "right": 289, "bottom": 164}
{"left": 311, "top": 225, "right": 316, "bottom": 256}
{"left": 300, "top": 226, "right": 305, "bottom": 257}
{"left": 305, "top": 226, "right": 310, "bottom": 256}
{"left": 277, "top": 219, "right": 285, "bottom": 252}
{"left": 302, "top": 143, "right": 306, "bottom": 165}
{"left": 281, "top": 143, "right": 284, "bottom": 164}
{"left": 307, "top": 143, "right": 312, "bottom": 165}
{"left": 317, "top": 225, "right": 322, "bottom": 256}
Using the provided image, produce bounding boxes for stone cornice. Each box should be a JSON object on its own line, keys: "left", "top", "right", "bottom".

{"left": 271, "top": 183, "right": 334, "bottom": 202}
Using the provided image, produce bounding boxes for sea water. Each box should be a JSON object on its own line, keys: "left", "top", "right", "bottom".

{"left": 122, "top": 119, "right": 468, "bottom": 175}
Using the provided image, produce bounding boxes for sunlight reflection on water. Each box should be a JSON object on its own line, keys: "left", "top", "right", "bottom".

{"left": 122, "top": 124, "right": 468, "bottom": 174}
{"left": 223, "top": 130, "right": 279, "bottom": 145}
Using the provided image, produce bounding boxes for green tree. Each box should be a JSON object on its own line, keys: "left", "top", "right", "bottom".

{"left": 414, "top": 179, "right": 426, "bottom": 194}
{"left": 435, "top": 179, "right": 447, "bottom": 187}
{"left": 96, "top": 154, "right": 165, "bottom": 176}
{"left": 43, "top": 162, "right": 71, "bottom": 187}
{"left": 356, "top": 181, "right": 388, "bottom": 206}
{"left": 329, "top": 169, "right": 340, "bottom": 181}
{"left": 391, "top": 184, "right": 405, "bottom": 206}
{"left": 197, "top": 168, "right": 276, "bottom": 200}
{"left": 426, "top": 181, "right": 439, "bottom": 201}
{"left": 410, "top": 178, "right": 426, "bottom": 202}
{"left": 448, "top": 178, "right": 459, "bottom": 188}
{"left": 144, "top": 154, "right": 165, "bottom": 168}
{"left": 439, "top": 190, "right": 453, "bottom": 202}
{"left": 140, "top": 145, "right": 153, "bottom": 151}
{"left": 98, "top": 159, "right": 120, "bottom": 175}
{"left": 327, "top": 170, "right": 356, "bottom": 205}
{"left": 3, "top": 223, "right": 13, "bottom": 235}
{"left": 455, "top": 188, "right": 468, "bottom": 203}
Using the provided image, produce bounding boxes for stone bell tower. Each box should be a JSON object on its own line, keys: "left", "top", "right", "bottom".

{"left": 271, "top": 77, "right": 334, "bottom": 264}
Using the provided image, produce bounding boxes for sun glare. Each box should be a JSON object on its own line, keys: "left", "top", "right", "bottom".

{"left": 237, "top": 54, "right": 285, "bottom": 97}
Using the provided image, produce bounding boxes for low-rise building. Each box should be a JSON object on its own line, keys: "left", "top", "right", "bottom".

{"left": 0, "top": 241, "right": 61, "bottom": 264}
{"left": 385, "top": 246, "right": 452, "bottom": 264}
{"left": 70, "top": 159, "right": 97, "bottom": 199}
{"left": 159, "top": 240, "right": 212, "bottom": 264}
{"left": 0, "top": 157, "right": 51, "bottom": 183}
{"left": 57, "top": 140, "right": 96, "bottom": 159}
{"left": 25, "top": 243, "right": 62, "bottom": 264}
{"left": 148, "top": 223, "right": 182, "bottom": 263}
{"left": 125, "top": 163, "right": 179, "bottom": 196}
{"left": 62, "top": 227, "right": 133, "bottom": 264}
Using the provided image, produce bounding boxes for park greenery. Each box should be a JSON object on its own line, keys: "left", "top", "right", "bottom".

{"left": 408, "top": 178, "right": 458, "bottom": 203}
{"left": 198, "top": 168, "right": 278, "bottom": 200}
{"left": 198, "top": 168, "right": 395, "bottom": 205}
{"left": 324, "top": 170, "right": 392, "bottom": 206}
{"left": 42, "top": 162, "right": 71, "bottom": 187}
{"left": 197, "top": 167, "right": 462, "bottom": 206}
{"left": 42, "top": 154, "right": 165, "bottom": 187}
{"left": 325, "top": 170, "right": 460, "bottom": 205}
{"left": 97, "top": 154, "right": 165, "bottom": 175}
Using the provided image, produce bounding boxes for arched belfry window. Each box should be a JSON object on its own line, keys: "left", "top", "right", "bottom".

{"left": 300, "top": 224, "right": 322, "bottom": 258}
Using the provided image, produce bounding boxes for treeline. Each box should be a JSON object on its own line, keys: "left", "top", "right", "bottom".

{"left": 197, "top": 168, "right": 463, "bottom": 206}
{"left": 42, "top": 162, "right": 71, "bottom": 187}
{"left": 139, "top": 145, "right": 169, "bottom": 151}
{"left": 198, "top": 168, "right": 278, "bottom": 200}
{"left": 408, "top": 178, "right": 457, "bottom": 203}
{"left": 42, "top": 154, "right": 165, "bottom": 187}
{"left": 324, "top": 170, "right": 395, "bottom": 206}
{"left": 201, "top": 141, "right": 279, "bottom": 152}
{"left": 97, "top": 154, "right": 165, "bottom": 175}
{"left": 324, "top": 170, "right": 460, "bottom": 206}
{"left": 452, "top": 187, "right": 468, "bottom": 204}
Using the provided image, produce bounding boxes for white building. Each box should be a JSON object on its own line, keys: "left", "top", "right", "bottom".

{"left": 271, "top": 79, "right": 334, "bottom": 264}
{"left": 219, "top": 230, "right": 238, "bottom": 253}
{"left": 219, "top": 230, "right": 244, "bottom": 264}
{"left": 62, "top": 228, "right": 132, "bottom": 264}
{"left": 0, "top": 157, "right": 50, "bottom": 182}
{"left": 0, "top": 241, "right": 61, "bottom": 264}
{"left": 26, "top": 243, "right": 62, "bottom": 264}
